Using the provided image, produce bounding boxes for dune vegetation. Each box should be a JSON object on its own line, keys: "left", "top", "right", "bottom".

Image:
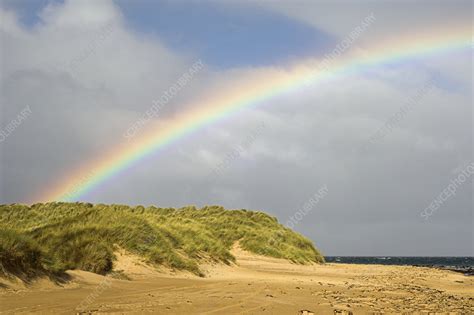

{"left": 0, "top": 202, "right": 324, "bottom": 278}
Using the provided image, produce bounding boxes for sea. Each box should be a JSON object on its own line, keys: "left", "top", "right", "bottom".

{"left": 324, "top": 256, "right": 474, "bottom": 276}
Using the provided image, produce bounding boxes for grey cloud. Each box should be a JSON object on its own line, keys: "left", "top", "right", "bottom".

{"left": 253, "top": 0, "right": 471, "bottom": 44}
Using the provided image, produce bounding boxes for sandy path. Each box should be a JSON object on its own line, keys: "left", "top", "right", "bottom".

{"left": 1, "top": 247, "right": 473, "bottom": 314}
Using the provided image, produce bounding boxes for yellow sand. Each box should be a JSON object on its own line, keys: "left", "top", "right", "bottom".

{"left": 1, "top": 245, "right": 472, "bottom": 314}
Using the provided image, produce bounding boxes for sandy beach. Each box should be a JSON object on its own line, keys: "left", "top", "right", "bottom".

{"left": 0, "top": 245, "right": 472, "bottom": 314}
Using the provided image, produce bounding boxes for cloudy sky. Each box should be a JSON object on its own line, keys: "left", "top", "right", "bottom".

{"left": 0, "top": 0, "right": 472, "bottom": 256}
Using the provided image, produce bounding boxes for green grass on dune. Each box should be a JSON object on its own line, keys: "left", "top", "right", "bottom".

{"left": 0, "top": 203, "right": 324, "bottom": 278}
{"left": 0, "top": 229, "right": 45, "bottom": 278}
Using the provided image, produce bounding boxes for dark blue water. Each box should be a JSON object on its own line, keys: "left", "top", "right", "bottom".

{"left": 325, "top": 256, "right": 474, "bottom": 275}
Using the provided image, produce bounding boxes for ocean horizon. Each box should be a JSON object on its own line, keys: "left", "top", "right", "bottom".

{"left": 325, "top": 256, "right": 474, "bottom": 274}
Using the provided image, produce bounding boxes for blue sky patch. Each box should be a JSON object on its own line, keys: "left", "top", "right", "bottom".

{"left": 1, "top": 0, "right": 63, "bottom": 27}
{"left": 3, "top": 0, "right": 336, "bottom": 69}
{"left": 115, "top": 0, "right": 335, "bottom": 69}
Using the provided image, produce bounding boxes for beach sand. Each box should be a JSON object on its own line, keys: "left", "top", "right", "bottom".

{"left": 1, "top": 245, "right": 472, "bottom": 314}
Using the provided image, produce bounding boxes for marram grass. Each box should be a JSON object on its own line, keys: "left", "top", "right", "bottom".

{"left": 0, "top": 202, "right": 324, "bottom": 278}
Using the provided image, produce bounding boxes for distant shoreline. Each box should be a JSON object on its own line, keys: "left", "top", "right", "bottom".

{"left": 325, "top": 256, "right": 474, "bottom": 276}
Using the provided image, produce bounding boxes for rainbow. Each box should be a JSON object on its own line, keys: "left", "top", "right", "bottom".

{"left": 35, "top": 25, "right": 472, "bottom": 202}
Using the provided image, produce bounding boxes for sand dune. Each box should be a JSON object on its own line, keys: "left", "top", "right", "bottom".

{"left": 1, "top": 245, "right": 472, "bottom": 314}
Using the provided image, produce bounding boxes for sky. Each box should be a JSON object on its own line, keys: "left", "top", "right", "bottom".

{"left": 0, "top": 0, "right": 472, "bottom": 256}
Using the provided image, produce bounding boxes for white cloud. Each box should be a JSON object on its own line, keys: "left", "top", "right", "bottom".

{"left": 0, "top": 0, "right": 198, "bottom": 200}
{"left": 39, "top": 0, "right": 120, "bottom": 29}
